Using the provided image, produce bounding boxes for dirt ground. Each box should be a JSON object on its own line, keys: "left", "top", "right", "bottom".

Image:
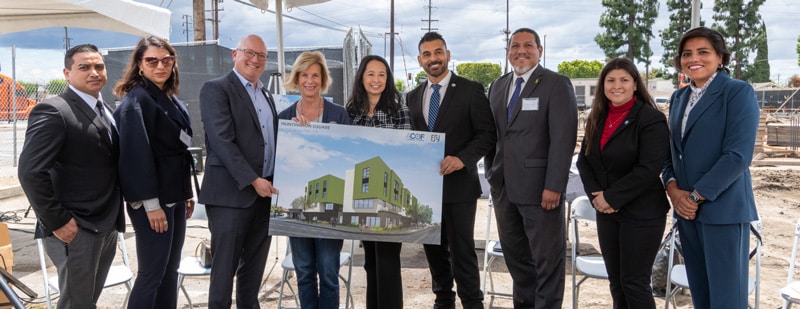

{"left": 392, "top": 164, "right": 800, "bottom": 309}
{"left": 3, "top": 164, "right": 800, "bottom": 308}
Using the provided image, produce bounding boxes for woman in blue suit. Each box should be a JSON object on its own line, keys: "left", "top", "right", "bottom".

{"left": 662, "top": 27, "right": 760, "bottom": 309}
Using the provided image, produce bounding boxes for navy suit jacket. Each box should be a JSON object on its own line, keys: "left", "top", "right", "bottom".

{"left": 662, "top": 71, "right": 759, "bottom": 224}
{"left": 405, "top": 73, "right": 496, "bottom": 203}
{"left": 485, "top": 66, "right": 577, "bottom": 205}
{"left": 198, "top": 71, "right": 278, "bottom": 208}
{"left": 277, "top": 99, "right": 351, "bottom": 124}
{"left": 114, "top": 80, "right": 194, "bottom": 205}
{"left": 19, "top": 88, "right": 125, "bottom": 236}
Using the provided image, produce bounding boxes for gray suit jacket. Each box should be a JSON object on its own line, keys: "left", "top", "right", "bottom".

{"left": 198, "top": 71, "right": 278, "bottom": 208}
{"left": 19, "top": 88, "right": 124, "bottom": 236}
{"left": 485, "top": 66, "right": 578, "bottom": 205}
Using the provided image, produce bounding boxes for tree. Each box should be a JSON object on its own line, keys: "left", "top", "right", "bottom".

{"left": 415, "top": 71, "right": 427, "bottom": 85}
{"left": 712, "top": 0, "right": 766, "bottom": 79}
{"left": 455, "top": 62, "right": 502, "bottom": 90}
{"left": 789, "top": 74, "right": 800, "bottom": 88}
{"left": 557, "top": 60, "right": 604, "bottom": 79}
{"left": 660, "top": 0, "right": 698, "bottom": 85}
{"left": 290, "top": 195, "right": 310, "bottom": 210}
{"left": 17, "top": 81, "right": 38, "bottom": 99}
{"left": 648, "top": 67, "right": 672, "bottom": 80}
{"left": 796, "top": 34, "right": 800, "bottom": 67}
{"left": 45, "top": 79, "right": 67, "bottom": 94}
{"left": 744, "top": 21, "right": 770, "bottom": 83}
{"left": 595, "top": 0, "right": 659, "bottom": 68}
{"left": 395, "top": 79, "right": 405, "bottom": 93}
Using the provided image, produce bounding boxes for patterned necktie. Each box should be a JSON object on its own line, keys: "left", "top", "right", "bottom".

{"left": 507, "top": 77, "right": 524, "bottom": 122}
{"left": 428, "top": 84, "right": 442, "bottom": 131}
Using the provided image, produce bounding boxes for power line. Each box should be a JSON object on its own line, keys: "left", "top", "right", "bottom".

{"left": 232, "top": 0, "right": 349, "bottom": 33}
{"left": 296, "top": 7, "right": 351, "bottom": 29}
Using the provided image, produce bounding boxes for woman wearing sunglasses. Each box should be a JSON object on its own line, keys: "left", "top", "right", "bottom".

{"left": 113, "top": 36, "right": 195, "bottom": 308}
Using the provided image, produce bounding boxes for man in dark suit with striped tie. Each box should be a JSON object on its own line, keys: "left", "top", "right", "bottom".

{"left": 405, "top": 31, "right": 496, "bottom": 309}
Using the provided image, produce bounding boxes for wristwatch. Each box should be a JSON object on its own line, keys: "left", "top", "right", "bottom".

{"left": 688, "top": 191, "right": 704, "bottom": 204}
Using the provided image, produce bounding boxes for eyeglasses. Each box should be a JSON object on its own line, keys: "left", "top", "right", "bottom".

{"left": 142, "top": 56, "right": 176, "bottom": 67}
{"left": 237, "top": 48, "right": 267, "bottom": 61}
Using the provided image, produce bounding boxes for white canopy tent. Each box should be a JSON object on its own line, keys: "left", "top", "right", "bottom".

{"left": 0, "top": 0, "right": 171, "bottom": 39}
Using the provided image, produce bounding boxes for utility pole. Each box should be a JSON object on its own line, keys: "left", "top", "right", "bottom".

{"left": 63, "top": 27, "right": 71, "bottom": 51}
{"left": 182, "top": 14, "right": 192, "bottom": 43}
{"left": 208, "top": 0, "right": 222, "bottom": 41}
{"left": 503, "top": 0, "right": 510, "bottom": 73}
{"left": 390, "top": 0, "right": 395, "bottom": 72}
{"left": 691, "top": 0, "right": 701, "bottom": 28}
{"left": 192, "top": 0, "right": 206, "bottom": 41}
{"left": 421, "top": 0, "right": 438, "bottom": 32}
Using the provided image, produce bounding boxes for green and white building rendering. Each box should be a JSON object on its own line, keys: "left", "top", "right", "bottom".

{"left": 301, "top": 156, "right": 417, "bottom": 229}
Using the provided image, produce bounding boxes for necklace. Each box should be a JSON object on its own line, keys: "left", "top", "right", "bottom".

{"left": 607, "top": 111, "right": 628, "bottom": 128}
{"left": 298, "top": 97, "right": 324, "bottom": 121}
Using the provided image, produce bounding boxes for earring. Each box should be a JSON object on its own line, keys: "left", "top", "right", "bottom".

{"left": 718, "top": 64, "right": 724, "bottom": 69}
{"left": 139, "top": 70, "right": 144, "bottom": 76}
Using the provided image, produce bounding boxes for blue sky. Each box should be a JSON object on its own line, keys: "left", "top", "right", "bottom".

{"left": 1, "top": 0, "right": 798, "bottom": 85}
{"left": 273, "top": 120, "right": 445, "bottom": 222}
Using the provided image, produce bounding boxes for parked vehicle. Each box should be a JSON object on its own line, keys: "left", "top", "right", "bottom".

{"left": 0, "top": 73, "right": 37, "bottom": 120}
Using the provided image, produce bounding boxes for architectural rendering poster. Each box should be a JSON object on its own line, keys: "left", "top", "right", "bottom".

{"left": 270, "top": 120, "right": 445, "bottom": 244}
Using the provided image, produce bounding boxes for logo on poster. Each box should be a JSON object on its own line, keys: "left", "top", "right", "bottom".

{"left": 407, "top": 132, "right": 425, "bottom": 141}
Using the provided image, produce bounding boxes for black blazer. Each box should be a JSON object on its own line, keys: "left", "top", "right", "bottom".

{"left": 576, "top": 99, "right": 670, "bottom": 219}
{"left": 198, "top": 71, "right": 278, "bottom": 208}
{"left": 114, "top": 80, "right": 194, "bottom": 205}
{"left": 405, "top": 73, "right": 497, "bottom": 203}
{"left": 19, "top": 88, "right": 125, "bottom": 236}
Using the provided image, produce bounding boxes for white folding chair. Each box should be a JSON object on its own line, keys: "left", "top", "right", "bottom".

{"left": 480, "top": 196, "right": 512, "bottom": 308}
{"left": 36, "top": 231, "right": 133, "bottom": 309}
{"left": 665, "top": 220, "right": 762, "bottom": 309}
{"left": 570, "top": 195, "right": 608, "bottom": 309}
{"left": 276, "top": 238, "right": 354, "bottom": 309}
{"left": 176, "top": 255, "right": 212, "bottom": 307}
{"left": 781, "top": 217, "right": 800, "bottom": 309}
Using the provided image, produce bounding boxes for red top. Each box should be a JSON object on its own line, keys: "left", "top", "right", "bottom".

{"left": 600, "top": 97, "right": 635, "bottom": 150}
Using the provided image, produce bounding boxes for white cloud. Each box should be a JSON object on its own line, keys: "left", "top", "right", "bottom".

{"left": 276, "top": 132, "right": 343, "bottom": 173}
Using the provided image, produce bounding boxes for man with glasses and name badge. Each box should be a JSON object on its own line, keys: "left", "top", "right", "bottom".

{"left": 199, "top": 34, "right": 279, "bottom": 308}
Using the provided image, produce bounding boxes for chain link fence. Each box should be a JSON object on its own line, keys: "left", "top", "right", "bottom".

{"left": 0, "top": 55, "right": 68, "bottom": 183}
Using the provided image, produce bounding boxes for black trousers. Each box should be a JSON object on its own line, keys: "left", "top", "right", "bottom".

{"left": 206, "top": 196, "right": 272, "bottom": 309}
{"left": 423, "top": 200, "right": 484, "bottom": 309}
{"left": 127, "top": 202, "right": 186, "bottom": 309}
{"left": 597, "top": 213, "right": 666, "bottom": 309}
{"left": 363, "top": 241, "right": 403, "bottom": 309}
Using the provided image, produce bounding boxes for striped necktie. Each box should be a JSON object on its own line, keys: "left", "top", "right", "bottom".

{"left": 428, "top": 83, "right": 441, "bottom": 131}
